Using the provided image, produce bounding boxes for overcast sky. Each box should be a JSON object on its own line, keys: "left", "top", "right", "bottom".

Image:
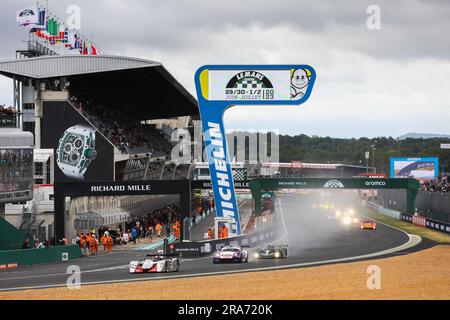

{"left": 1, "top": 0, "right": 449, "bottom": 138}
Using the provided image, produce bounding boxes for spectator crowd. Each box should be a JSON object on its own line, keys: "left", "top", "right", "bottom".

{"left": 0, "top": 104, "right": 17, "bottom": 115}
{"left": 420, "top": 174, "right": 449, "bottom": 192}
{"left": 70, "top": 96, "right": 172, "bottom": 155}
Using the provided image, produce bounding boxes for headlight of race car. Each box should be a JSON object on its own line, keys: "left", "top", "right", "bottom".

{"left": 353, "top": 218, "right": 359, "bottom": 223}
{"left": 343, "top": 216, "right": 352, "bottom": 225}
{"left": 254, "top": 252, "right": 259, "bottom": 258}
{"left": 274, "top": 251, "right": 281, "bottom": 258}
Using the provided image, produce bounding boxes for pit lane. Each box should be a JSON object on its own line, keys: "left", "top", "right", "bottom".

{"left": 0, "top": 194, "right": 425, "bottom": 291}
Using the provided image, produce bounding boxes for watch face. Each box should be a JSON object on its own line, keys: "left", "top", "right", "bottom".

{"left": 59, "top": 132, "right": 85, "bottom": 166}
{"left": 56, "top": 124, "right": 97, "bottom": 178}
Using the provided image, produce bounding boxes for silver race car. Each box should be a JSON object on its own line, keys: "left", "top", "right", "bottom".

{"left": 129, "top": 250, "right": 180, "bottom": 273}
{"left": 254, "top": 244, "right": 288, "bottom": 259}
{"left": 213, "top": 245, "right": 249, "bottom": 263}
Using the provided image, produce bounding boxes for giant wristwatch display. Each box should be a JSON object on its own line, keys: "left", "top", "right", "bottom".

{"left": 56, "top": 124, "right": 97, "bottom": 179}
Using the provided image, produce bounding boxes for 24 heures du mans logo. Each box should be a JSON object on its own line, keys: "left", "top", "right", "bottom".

{"left": 225, "top": 70, "right": 274, "bottom": 100}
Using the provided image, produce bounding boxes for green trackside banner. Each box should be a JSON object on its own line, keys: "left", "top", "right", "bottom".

{"left": 254, "top": 178, "right": 420, "bottom": 190}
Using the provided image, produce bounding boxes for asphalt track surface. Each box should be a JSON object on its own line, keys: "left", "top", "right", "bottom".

{"left": 0, "top": 194, "right": 425, "bottom": 291}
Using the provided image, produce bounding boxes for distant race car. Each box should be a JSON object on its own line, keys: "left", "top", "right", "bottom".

{"left": 129, "top": 251, "right": 180, "bottom": 273}
{"left": 213, "top": 245, "right": 248, "bottom": 264}
{"left": 360, "top": 221, "right": 377, "bottom": 230}
{"left": 254, "top": 244, "right": 288, "bottom": 259}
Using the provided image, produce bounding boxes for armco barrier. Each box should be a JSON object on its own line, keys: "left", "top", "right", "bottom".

{"left": 361, "top": 200, "right": 401, "bottom": 220}
{"left": 173, "top": 226, "right": 280, "bottom": 257}
{"left": 0, "top": 245, "right": 82, "bottom": 267}
{"left": 379, "top": 207, "right": 401, "bottom": 220}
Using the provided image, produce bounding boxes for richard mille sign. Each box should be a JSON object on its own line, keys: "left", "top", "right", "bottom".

{"left": 90, "top": 184, "right": 151, "bottom": 192}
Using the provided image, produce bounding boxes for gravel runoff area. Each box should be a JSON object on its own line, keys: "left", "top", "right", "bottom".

{"left": 1, "top": 245, "right": 449, "bottom": 300}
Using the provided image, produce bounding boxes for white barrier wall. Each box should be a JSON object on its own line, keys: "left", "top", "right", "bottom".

{"left": 360, "top": 199, "right": 401, "bottom": 220}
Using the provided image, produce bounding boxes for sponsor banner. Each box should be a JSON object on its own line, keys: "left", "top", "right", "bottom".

{"left": 402, "top": 214, "right": 413, "bottom": 223}
{"left": 173, "top": 226, "right": 280, "bottom": 257}
{"left": 201, "top": 67, "right": 315, "bottom": 103}
{"left": 390, "top": 157, "right": 439, "bottom": 180}
{"left": 16, "top": 6, "right": 39, "bottom": 26}
{"left": 412, "top": 215, "right": 427, "bottom": 227}
{"left": 209, "top": 70, "right": 290, "bottom": 101}
{"left": 0, "top": 262, "right": 18, "bottom": 270}
{"left": 195, "top": 65, "right": 316, "bottom": 236}
{"left": 425, "top": 218, "right": 450, "bottom": 234}
{"left": 258, "top": 178, "right": 416, "bottom": 190}
{"left": 42, "top": 101, "right": 114, "bottom": 182}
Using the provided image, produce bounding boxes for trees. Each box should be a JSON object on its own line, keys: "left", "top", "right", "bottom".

{"left": 278, "top": 135, "right": 450, "bottom": 174}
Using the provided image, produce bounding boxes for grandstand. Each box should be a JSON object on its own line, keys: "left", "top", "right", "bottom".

{"left": 0, "top": 55, "right": 199, "bottom": 240}
{"left": 261, "top": 161, "right": 376, "bottom": 178}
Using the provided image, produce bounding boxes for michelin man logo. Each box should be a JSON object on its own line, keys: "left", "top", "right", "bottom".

{"left": 291, "top": 69, "right": 311, "bottom": 100}
{"left": 323, "top": 179, "right": 345, "bottom": 188}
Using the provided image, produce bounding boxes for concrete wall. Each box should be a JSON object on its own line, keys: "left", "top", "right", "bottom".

{"left": 377, "top": 189, "right": 450, "bottom": 222}
{"left": 0, "top": 245, "right": 81, "bottom": 266}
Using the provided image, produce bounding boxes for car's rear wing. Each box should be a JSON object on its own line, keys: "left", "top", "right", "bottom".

{"left": 145, "top": 253, "right": 180, "bottom": 257}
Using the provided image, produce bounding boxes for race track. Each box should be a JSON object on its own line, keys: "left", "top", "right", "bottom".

{"left": 0, "top": 193, "right": 422, "bottom": 291}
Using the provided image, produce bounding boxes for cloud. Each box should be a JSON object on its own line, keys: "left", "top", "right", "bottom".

{"left": 0, "top": 0, "right": 449, "bottom": 137}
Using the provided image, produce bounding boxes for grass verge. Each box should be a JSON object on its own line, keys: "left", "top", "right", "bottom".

{"left": 361, "top": 207, "right": 450, "bottom": 243}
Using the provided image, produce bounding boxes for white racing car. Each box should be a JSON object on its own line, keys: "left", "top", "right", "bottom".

{"left": 213, "top": 245, "right": 249, "bottom": 264}
{"left": 129, "top": 250, "right": 180, "bottom": 273}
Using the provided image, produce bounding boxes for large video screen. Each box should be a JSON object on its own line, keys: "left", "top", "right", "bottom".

{"left": 390, "top": 157, "right": 439, "bottom": 179}
{"left": 41, "top": 101, "right": 114, "bottom": 182}
{"left": 0, "top": 148, "right": 33, "bottom": 202}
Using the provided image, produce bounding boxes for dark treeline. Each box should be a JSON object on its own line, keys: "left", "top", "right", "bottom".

{"left": 277, "top": 135, "right": 450, "bottom": 174}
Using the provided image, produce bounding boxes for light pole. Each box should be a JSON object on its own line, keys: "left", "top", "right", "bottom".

{"left": 365, "top": 151, "right": 370, "bottom": 173}
{"left": 441, "top": 144, "right": 450, "bottom": 175}
{"left": 370, "top": 145, "right": 376, "bottom": 173}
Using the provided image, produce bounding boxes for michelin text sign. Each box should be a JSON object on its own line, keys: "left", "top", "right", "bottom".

{"left": 195, "top": 65, "right": 316, "bottom": 235}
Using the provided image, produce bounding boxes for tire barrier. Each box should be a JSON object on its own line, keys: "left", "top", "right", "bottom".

{"left": 172, "top": 226, "right": 280, "bottom": 258}
{"left": 0, "top": 245, "right": 82, "bottom": 267}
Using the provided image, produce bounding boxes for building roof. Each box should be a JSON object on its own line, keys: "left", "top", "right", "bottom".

{"left": 0, "top": 55, "right": 160, "bottom": 79}
{"left": 0, "top": 55, "right": 199, "bottom": 120}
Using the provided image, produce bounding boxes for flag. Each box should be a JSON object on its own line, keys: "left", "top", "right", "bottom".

{"left": 68, "top": 30, "right": 80, "bottom": 49}
{"left": 54, "top": 21, "right": 60, "bottom": 36}
{"left": 79, "top": 39, "right": 84, "bottom": 54}
{"left": 34, "top": 30, "right": 47, "bottom": 39}
{"left": 63, "top": 29, "right": 70, "bottom": 46}
{"left": 91, "top": 44, "right": 98, "bottom": 55}
{"left": 83, "top": 41, "right": 89, "bottom": 55}
{"left": 47, "top": 18, "right": 55, "bottom": 35}
{"left": 74, "top": 34, "right": 81, "bottom": 49}
{"left": 17, "top": 6, "right": 39, "bottom": 26}
{"left": 30, "top": 9, "right": 46, "bottom": 31}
